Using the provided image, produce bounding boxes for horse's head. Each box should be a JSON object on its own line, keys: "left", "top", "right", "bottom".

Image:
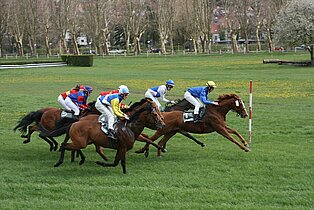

{"left": 127, "top": 98, "right": 165, "bottom": 129}
{"left": 218, "top": 94, "right": 248, "bottom": 118}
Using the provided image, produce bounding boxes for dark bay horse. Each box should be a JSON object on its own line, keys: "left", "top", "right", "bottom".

{"left": 14, "top": 101, "right": 98, "bottom": 151}
{"left": 137, "top": 94, "right": 250, "bottom": 157}
{"left": 54, "top": 98, "right": 165, "bottom": 174}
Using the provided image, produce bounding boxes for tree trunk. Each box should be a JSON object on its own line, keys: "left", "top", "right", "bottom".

{"left": 266, "top": 28, "right": 273, "bottom": 52}
{"left": 45, "top": 36, "right": 51, "bottom": 56}
{"left": 255, "top": 27, "right": 261, "bottom": 51}
{"left": 308, "top": 45, "right": 314, "bottom": 66}
{"left": 72, "top": 33, "right": 79, "bottom": 55}
{"left": 102, "top": 31, "right": 109, "bottom": 55}
{"left": 231, "top": 32, "right": 238, "bottom": 53}
{"left": 159, "top": 32, "right": 166, "bottom": 54}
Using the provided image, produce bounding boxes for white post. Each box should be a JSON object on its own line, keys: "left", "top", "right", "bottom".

{"left": 248, "top": 80, "right": 253, "bottom": 145}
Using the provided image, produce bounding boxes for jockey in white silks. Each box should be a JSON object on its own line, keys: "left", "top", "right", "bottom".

{"left": 145, "top": 79, "right": 175, "bottom": 111}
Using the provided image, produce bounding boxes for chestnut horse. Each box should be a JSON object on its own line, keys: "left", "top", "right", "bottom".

{"left": 136, "top": 94, "right": 251, "bottom": 157}
{"left": 14, "top": 102, "right": 98, "bottom": 151}
{"left": 54, "top": 98, "right": 165, "bottom": 174}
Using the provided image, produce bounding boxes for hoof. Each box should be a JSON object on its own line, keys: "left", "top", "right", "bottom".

{"left": 144, "top": 151, "right": 149, "bottom": 158}
{"left": 21, "top": 135, "right": 28, "bottom": 138}
{"left": 244, "top": 147, "right": 251, "bottom": 152}
{"left": 201, "top": 143, "right": 206, "bottom": 147}
{"left": 95, "top": 161, "right": 106, "bottom": 167}
{"left": 79, "top": 158, "right": 85, "bottom": 165}
{"left": 49, "top": 146, "right": 54, "bottom": 152}
{"left": 54, "top": 162, "right": 62, "bottom": 167}
{"left": 23, "top": 140, "right": 30, "bottom": 144}
{"left": 134, "top": 149, "right": 145, "bottom": 154}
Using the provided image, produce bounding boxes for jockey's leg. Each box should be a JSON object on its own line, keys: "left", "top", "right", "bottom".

{"left": 57, "top": 95, "right": 71, "bottom": 111}
{"left": 184, "top": 91, "right": 202, "bottom": 122}
{"left": 65, "top": 97, "right": 80, "bottom": 119}
{"left": 104, "top": 106, "right": 116, "bottom": 139}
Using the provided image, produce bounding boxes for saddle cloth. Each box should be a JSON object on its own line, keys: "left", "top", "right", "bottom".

{"left": 183, "top": 109, "right": 206, "bottom": 123}
{"left": 98, "top": 115, "right": 118, "bottom": 134}
{"left": 60, "top": 110, "right": 73, "bottom": 119}
{"left": 183, "top": 112, "right": 194, "bottom": 123}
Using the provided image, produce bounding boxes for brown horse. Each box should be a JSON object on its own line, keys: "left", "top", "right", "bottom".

{"left": 136, "top": 94, "right": 250, "bottom": 157}
{"left": 54, "top": 98, "right": 165, "bottom": 174}
{"left": 14, "top": 101, "right": 99, "bottom": 151}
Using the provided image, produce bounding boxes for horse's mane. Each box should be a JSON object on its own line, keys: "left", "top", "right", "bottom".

{"left": 125, "top": 98, "right": 153, "bottom": 121}
{"left": 88, "top": 101, "right": 96, "bottom": 106}
{"left": 217, "top": 94, "right": 239, "bottom": 101}
{"left": 126, "top": 98, "right": 152, "bottom": 111}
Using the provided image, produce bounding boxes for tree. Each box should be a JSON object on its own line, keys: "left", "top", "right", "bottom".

{"left": 273, "top": 0, "right": 314, "bottom": 65}
{"left": 0, "top": 1, "right": 9, "bottom": 56}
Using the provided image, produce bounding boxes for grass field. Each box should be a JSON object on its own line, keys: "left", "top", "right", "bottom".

{"left": 1, "top": 52, "right": 313, "bottom": 209}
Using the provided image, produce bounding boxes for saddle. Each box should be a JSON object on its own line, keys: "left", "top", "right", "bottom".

{"left": 183, "top": 107, "right": 205, "bottom": 123}
{"left": 98, "top": 115, "right": 118, "bottom": 134}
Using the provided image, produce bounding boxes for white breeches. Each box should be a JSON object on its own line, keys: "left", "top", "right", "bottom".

{"left": 57, "top": 95, "right": 71, "bottom": 111}
{"left": 102, "top": 105, "right": 115, "bottom": 130}
{"left": 145, "top": 91, "right": 162, "bottom": 110}
{"left": 64, "top": 97, "right": 80, "bottom": 115}
{"left": 184, "top": 91, "right": 203, "bottom": 114}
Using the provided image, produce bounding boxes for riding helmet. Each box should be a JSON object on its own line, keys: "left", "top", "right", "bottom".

{"left": 206, "top": 81, "right": 216, "bottom": 88}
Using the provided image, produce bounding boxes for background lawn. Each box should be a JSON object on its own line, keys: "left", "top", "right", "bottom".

{"left": 1, "top": 52, "right": 313, "bottom": 209}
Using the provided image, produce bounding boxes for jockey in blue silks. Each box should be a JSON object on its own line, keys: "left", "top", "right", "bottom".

{"left": 184, "top": 81, "right": 219, "bottom": 123}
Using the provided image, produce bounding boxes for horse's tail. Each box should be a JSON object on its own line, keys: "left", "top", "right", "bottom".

{"left": 37, "top": 123, "right": 71, "bottom": 137}
{"left": 13, "top": 110, "right": 44, "bottom": 134}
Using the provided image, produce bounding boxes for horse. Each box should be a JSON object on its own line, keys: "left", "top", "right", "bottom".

{"left": 54, "top": 98, "right": 165, "bottom": 174}
{"left": 136, "top": 94, "right": 250, "bottom": 157}
{"left": 13, "top": 101, "right": 99, "bottom": 151}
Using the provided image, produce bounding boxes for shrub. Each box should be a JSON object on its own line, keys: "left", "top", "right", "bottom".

{"left": 61, "top": 55, "right": 93, "bottom": 67}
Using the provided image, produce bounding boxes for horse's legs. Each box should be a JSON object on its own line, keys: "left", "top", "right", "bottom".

{"left": 134, "top": 131, "right": 163, "bottom": 154}
{"left": 77, "top": 149, "right": 86, "bottom": 165}
{"left": 216, "top": 127, "right": 251, "bottom": 152}
{"left": 178, "top": 130, "right": 206, "bottom": 147}
{"left": 96, "top": 148, "right": 127, "bottom": 174}
{"left": 226, "top": 126, "right": 249, "bottom": 147}
{"left": 95, "top": 144, "right": 108, "bottom": 161}
{"left": 38, "top": 133, "right": 54, "bottom": 151}
{"left": 136, "top": 134, "right": 165, "bottom": 152}
{"left": 156, "top": 131, "right": 177, "bottom": 157}
{"left": 48, "top": 137, "right": 58, "bottom": 151}
{"left": 22, "top": 125, "right": 37, "bottom": 143}
{"left": 54, "top": 134, "right": 71, "bottom": 167}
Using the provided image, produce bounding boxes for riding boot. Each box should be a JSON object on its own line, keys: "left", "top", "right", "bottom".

{"left": 73, "top": 115, "right": 79, "bottom": 121}
{"left": 107, "top": 129, "right": 117, "bottom": 140}
{"left": 193, "top": 114, "right": 203, "bottom": 123}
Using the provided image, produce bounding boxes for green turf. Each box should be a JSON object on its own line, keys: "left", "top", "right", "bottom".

{"left": 1, "top": 52, "right": 313, "bottom": 210}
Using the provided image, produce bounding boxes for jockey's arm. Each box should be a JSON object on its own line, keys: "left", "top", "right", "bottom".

{"left": 159, "top": 86, "right": 171, "bottom": 103}
{"left": 110, "top": 98, "right": 125, "bottom": 118}
{"left": 77, "top": 93, "right": 88, "bottom": 109}
{"left": 200, "top": 90, "right": 214, "bottom": 105}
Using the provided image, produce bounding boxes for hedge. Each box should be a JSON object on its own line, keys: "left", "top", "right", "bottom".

{"left": 61, "top": 55, "right": 93, "bottom": 67}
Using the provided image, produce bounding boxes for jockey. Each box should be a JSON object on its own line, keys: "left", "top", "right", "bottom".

{"left": 99, "top": 85, "right": 128, "bottom": 109}
{"left": 145, "top": 79, "right": 175, "bottom": 111}
{"left": 184, "top": 81, "right": 219, "bottom": 123}
{"left": 95, "top": 85, "right": 130, "bottom": 139}
{"left": 57, "top": 85, "right": 79, "bottom": 111}
{"left": 65, "top": 85, "right": 92, "bottom": 120}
